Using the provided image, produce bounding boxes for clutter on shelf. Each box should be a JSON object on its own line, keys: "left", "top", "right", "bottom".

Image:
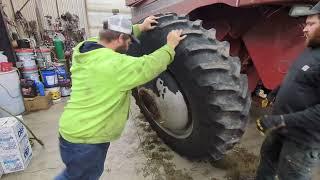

{"left": 0, "top": 8, "right": 84, "bottom": 113}
{"left": 1, "top": 10, "right": 86, "bottom": 107}
{"left": 0, "top": 40, "right": 74, "bottom": 113}
{"left": 13, "top": 47, "right": 71, "bottom": 107}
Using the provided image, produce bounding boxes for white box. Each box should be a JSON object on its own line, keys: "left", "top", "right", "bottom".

{"left": 0, "top": 116, "right": 27, "bottom": 147}
{"left": 0, "top": 134, "right": 32, "bottom": 174}
{"left": 0, "top": 116, "right": 32, "bottom": 174}
{"left": 0, "top": 116, "right": 27, "bottom": 154}
{"left": 0, "top": 165, "right": 3, "bottom": 178}
{"left": 18, "top": 134, "right": 33, "bottom": 163}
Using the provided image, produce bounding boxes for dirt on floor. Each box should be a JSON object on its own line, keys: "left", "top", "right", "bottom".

{"left": 133, "top": 109, "right": 262, "bottom": 180}
{"left": 135, "top": 117, "right": 193, "bottom": 180}
{"left": 1, "top": 98, "right": 319, "bottom": 180}
{"left": 215, "top": 146, "right": 259, "bottom": 180}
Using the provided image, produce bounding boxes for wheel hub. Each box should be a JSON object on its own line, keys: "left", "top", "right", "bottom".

{"left": 138, "top": 74, "right": 190, "bottom": 136}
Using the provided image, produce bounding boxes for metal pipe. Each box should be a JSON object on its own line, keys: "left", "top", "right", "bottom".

{"left": 17, "top": 0, "right": 31, "bottom": 12}
{"left": 55, "top": 0, "right": 60, "bottom": 18}
{"left": 35, "top": 0, "right": 44, "bottom": 45}
{"left": 84, "top": 0, "right": 90, "bottom": 36}
{"left": 9, "top": 0, "right": 15, "bottom": 18}
{"left": 8, "top": 0, "right": 20, "bottom": 38}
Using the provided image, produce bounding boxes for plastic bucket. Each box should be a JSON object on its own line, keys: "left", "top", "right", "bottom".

{"left": 21, "top": 60, "right": 37, "bottom": 70}
{"left": 15, "top": 49, "right": 34, "bottom": 61}
{"left": 22, "top": 70, "right": 40, "bottom": 82}
{"left": 45, "top": 87, "right": 61, "bottom": 103}
{"left": 36, "top": 49, "right": 51, "bottom": 66}
{"left": 36, "top": 58, "right": 46, "bottom": 68}
{"left": 55, "top": 63, "right": 67, "bottom": 79}
{"left": 0, "top": 62, "right": 13, "bottom": 72}
{"left": 16, "top": 49, "right": 37, "bottom": 70}
{"left": 0, "top": 68, "right": 25, "bottom": 117}
{"left": 41, "top": 69, "right": 58, "bottom": 88}
{"left": 59, "top": 79, "right": 71, "bottom": 97}
{"left": 60, "top": 87, "right": 71, "bottom": 97}
{"left": 0, "top": 51, "right": 8, "bottom": 63}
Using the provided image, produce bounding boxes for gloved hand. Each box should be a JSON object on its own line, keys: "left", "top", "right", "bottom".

{"left": 256, "top": 115, "right": 286, "bottom": 135}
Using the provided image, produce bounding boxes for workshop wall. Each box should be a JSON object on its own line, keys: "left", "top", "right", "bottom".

{"left": 2, "top": 0, "right": 88, "bottom": 34}
{"left": 2, "top": 0, "right": 132, "bottom": 37}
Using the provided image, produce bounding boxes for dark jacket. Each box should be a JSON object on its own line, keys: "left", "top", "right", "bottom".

{"left": 273, "top": 47, "right": 320, "bottom": 147}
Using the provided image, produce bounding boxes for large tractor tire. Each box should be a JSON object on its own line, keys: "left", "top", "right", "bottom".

{"left": 133, "top": 13, "right": 251, "bottom": 160}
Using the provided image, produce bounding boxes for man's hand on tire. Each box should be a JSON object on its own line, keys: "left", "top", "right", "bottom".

{"left": 139, "top": 16, "right": 158, "bottom": 32}
{"left": 256, "top": 115, "right": 286, "bottom": 135}
{"left": 167, "top": 30, "right": 187, "bottom": 49}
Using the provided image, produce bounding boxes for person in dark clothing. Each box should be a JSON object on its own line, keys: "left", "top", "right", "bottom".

{"left": 256, "top": 2, "right": 320, "bottom": 180}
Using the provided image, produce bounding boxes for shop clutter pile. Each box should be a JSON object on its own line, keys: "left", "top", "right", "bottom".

{"left": 17, "top": 47, "right": 71, "bottom": 107}
{"left": 0, "top": 49, "right": 70, "bottom": 178}
{"left": 0, "top": 46, "right": 72, "bottom": 113}
{"left": 0, "top": 44, "right": 71, "bottom": 176}
{"left": 0, "top": 8, "right": 84, "bottom": 115}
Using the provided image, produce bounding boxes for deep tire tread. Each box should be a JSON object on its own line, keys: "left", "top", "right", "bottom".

{"left": 134, "top": 14, "right": 251, "bottom": 160}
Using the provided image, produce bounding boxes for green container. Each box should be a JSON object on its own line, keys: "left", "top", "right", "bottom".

{"left": 54, "top": 37, "right": 65, "bottom": 60}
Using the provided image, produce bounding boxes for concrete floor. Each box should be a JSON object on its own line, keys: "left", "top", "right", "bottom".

{"left": 1, "top": 98, "right": 319, "bottom": 180}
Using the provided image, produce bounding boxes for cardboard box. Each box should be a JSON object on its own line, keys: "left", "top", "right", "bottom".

{"left": 0, "top": 142, "right": 32, "bottom": 174}
{"left": 0, "top": 134, "right": 32, "bottom": 174}
{"left": 0, "top": 116, "right": 32, "bottom": 174}
{"left": 24, "top": 93, "right": 52, "bottom": 112}
{"left": 0, "top": 116, "right": 27, "bottom": 154}
{"left": 0, "top": 135, "right": 32, "bottom": 174}
{"left": 20, "top": 134, "right": 32, "bottom": 162}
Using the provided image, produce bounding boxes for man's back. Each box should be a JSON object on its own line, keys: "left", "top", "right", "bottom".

{"left": 59, "top": 35, "right": 176, "bottom": 144}
{"left": 59, "top": 41, "right": 132, "bottom": 144}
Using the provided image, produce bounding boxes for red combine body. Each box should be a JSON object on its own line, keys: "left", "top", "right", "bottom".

{"left": 126, "top": 0, "right": 317, "bottom": 160}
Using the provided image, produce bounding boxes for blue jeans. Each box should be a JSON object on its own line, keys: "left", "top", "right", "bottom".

{"left": 55, "top": 137, "right": 110, "bottom": 180}
{"left": 256, "top": 132, "right": 320, "bottom": 180}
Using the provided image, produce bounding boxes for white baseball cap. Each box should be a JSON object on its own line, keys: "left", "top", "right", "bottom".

{"left": 103, "top": 15, "right": 140, "bottom": 43}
